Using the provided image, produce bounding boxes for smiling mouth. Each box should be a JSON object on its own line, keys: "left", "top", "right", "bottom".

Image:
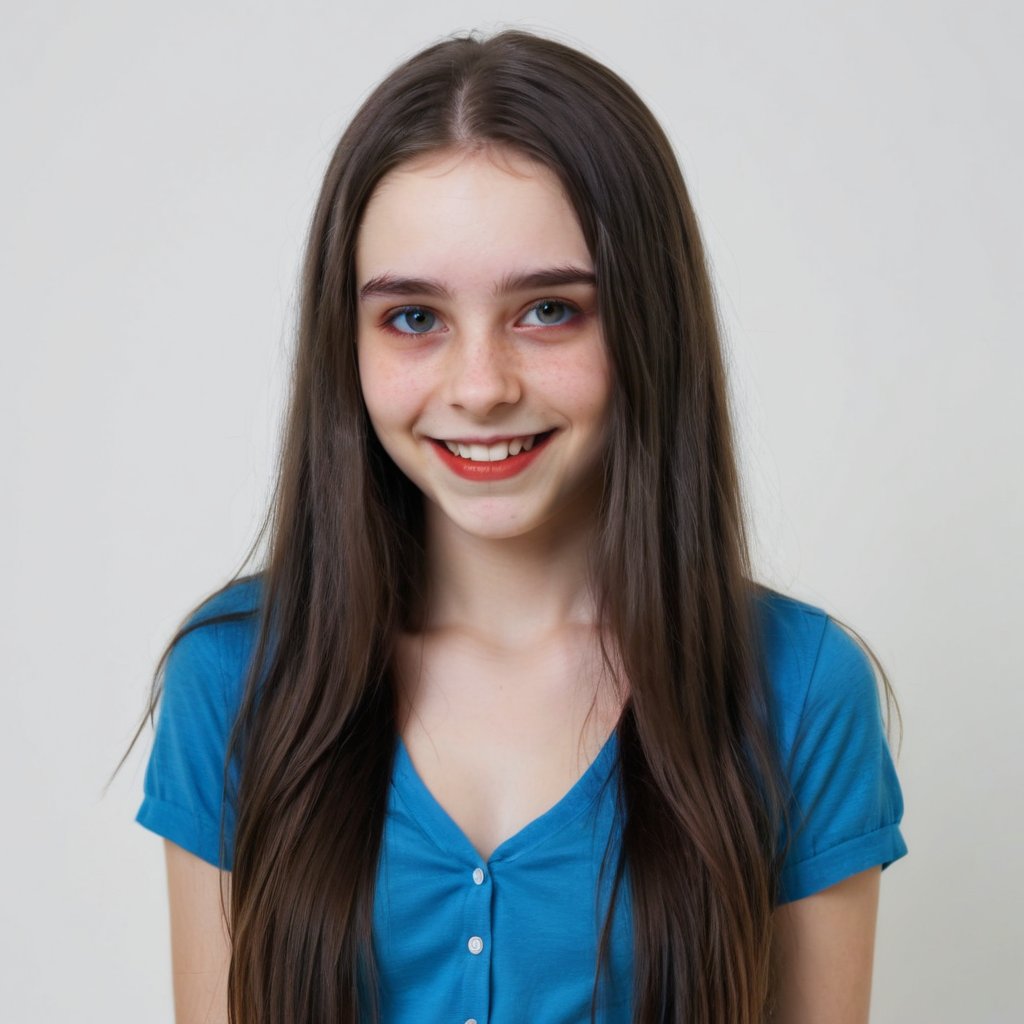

{"left": 431, "top": 429, "right": 557, "bottom": 463}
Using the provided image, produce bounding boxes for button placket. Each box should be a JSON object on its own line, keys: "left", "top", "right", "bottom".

{"left": 461, "top": 861, "right": 493, "bottom": 1023}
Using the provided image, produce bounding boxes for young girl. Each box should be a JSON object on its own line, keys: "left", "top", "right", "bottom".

{"left": 126, "top": 28, "right": 907, "bottom": 1024}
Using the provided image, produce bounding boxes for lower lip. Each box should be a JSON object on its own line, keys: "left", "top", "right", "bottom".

{"left": 430, "top": 431, "right": 556, "bottom": 481}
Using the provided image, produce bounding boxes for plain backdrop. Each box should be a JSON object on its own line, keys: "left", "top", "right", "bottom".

{"left": 3, "top": 1, "right": 1021, "bottom": 1021}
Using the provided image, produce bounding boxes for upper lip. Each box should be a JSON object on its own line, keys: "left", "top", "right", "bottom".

{"left": 431, "top": 430, "right": 551, "bottom": 444}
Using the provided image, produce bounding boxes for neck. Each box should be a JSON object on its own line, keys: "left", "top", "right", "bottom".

{"left": 420, "top": 503, "right": 601, "bottom": 650}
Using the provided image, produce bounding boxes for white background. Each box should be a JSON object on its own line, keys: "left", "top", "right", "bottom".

{"left": 3, "top": 1, "right": 1021, "bottom": 1021}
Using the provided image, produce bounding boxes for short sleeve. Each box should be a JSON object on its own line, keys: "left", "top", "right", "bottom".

{"left": 777, "top": 617, "right": 908, "bottom": 904}
{"left": 134, "top": 617, "right": 238, "bottom": 870}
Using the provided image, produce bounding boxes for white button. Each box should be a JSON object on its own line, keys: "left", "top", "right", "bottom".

{"left": 465, "top": 1019, "right": 478, "bottom": 1024}
{"left": 467, "top": 935, "right": 484, "bottom": 955}
{"left": 472, "top": 868, "right": 485, "bottom": 885}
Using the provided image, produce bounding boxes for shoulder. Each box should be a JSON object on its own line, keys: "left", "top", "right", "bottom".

{"left": 751, "top": 586, "right": 880, "bottom": 746}
{"left": 752, "top": 587, "right": 839, "bottom": 708}
{"left": 164, "top": 574, "right": 265, "bottom": 713}
{"left": 186, "top": 572, "right": 264, "bottom": 628}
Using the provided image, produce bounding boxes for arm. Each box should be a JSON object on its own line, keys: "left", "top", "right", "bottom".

{"left": 771, "top": 865, "right": 881, "bottom": 1023}
{"left": 165, "top": 839, "right": 232, "bottom": 1024}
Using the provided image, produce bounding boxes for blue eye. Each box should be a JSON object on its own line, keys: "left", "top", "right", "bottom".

{"left": 520, "top": 300, "right": 577, "bottom": 327}
{"left": 388, "top": 307, "right": 438, "bottom": 334}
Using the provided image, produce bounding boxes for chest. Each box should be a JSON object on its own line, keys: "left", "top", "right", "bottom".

{"left": 374, "top": 723, "right": 634, "bottom": 1023}
{"left": 394, "top": 627, "right": 624, "bottom": 862}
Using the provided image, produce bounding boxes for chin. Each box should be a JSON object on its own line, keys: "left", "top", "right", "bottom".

{"left": 451, "top": 514, "right": 540, "bottom": 542}
{"left": 429, "top": 498, "right": 548, "bottom": 542}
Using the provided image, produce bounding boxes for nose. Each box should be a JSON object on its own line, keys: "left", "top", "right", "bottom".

{"left": 442, "top": 325, "right": 522, "bottom": 417}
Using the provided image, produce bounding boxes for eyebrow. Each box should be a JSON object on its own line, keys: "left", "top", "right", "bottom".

{"left": 358, "top": 265, "right": 597, "bottom": 302}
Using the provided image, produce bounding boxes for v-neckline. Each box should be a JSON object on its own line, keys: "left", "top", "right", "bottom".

{"left": 391, "top": 726, "right": 620, "bottom": 866}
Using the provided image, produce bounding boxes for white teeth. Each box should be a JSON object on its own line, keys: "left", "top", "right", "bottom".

{"left": 442, "top": 434, "right": 541, "bottom": 461}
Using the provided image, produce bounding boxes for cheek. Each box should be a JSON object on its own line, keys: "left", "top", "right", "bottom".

{"left": 585, "top": 359, "right": 613, "bottom": 416}
{"left": 569, "top": 362, "right": 613, "bottom": 456}
{"left": 357, "top": 350, "right": 425, "bottom": 432}
{"left": 548, "top": 348, "right": 612, "bottom": 424}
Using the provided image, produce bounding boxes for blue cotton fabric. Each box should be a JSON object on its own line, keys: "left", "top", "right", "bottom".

{"left": 136, "top": 578, "right": 907, "bottom": 1022}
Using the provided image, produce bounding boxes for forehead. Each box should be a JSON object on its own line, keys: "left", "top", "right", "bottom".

{"left": 355, "top": 147, "right": 592, "bottom": 284}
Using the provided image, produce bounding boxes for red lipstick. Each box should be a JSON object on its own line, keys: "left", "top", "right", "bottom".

{"left": 431, "top": 430, "right": 556, "bottom": 481}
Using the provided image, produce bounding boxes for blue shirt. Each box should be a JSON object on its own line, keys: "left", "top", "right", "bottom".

{"left": 136, "top": 578, "right": 907, "bottom": 1022}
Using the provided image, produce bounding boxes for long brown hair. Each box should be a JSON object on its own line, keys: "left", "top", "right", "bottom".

{"left": 115, "top": 28, "right": 901, "bottom": 1023}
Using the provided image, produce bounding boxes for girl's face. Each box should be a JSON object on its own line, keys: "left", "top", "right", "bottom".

{"left": 355, "top": 146, "right": 611, "bottom": 542}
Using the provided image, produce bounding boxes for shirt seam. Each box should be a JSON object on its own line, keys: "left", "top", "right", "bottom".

{"left": 791, "top": 613, "right": 832, "bottom": 755}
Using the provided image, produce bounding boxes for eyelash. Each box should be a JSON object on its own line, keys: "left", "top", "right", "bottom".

{"left": 381, "top": 298, "right": 583, "bottom": 337}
